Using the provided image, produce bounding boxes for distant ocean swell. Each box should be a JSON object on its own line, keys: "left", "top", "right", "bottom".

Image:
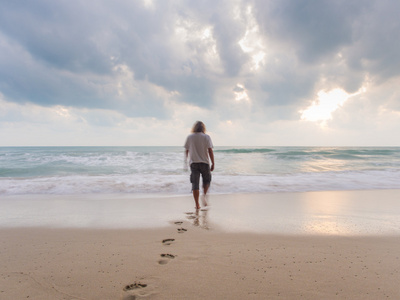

{"left": 1, "top": 146, "right": 400, "bottom": 195}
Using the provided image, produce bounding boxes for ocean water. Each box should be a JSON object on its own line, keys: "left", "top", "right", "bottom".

{"left": 1, "top": 146, "right": 400, "bottom": 196}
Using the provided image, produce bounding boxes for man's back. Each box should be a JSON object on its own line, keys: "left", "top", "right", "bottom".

{"left": 184, "top": 132, "right": 213, "bottom": 165}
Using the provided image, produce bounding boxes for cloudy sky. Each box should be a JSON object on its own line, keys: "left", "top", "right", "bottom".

{"left": 1, "top": 0, "right": 400, "bottom": 146}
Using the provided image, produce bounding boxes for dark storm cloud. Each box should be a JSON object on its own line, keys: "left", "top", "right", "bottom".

{"left": 0, "top": 0, "right": 179, "bottom": 116}
{"left": 254, "top": 0, "right": 400, "bottom": 92}
{"left": 254, "top": 0, "right": 364, "bottom": 63}
{"left": 211, "top": 12, "right": 248, "bottom": 76}
{"left": 0, "top": 1, "right": 113, "bottom": 73}
{"left": 250, "top": 0, "right": 367, "bottom": 108}
{"left": 345, "top": 0, "right": 400, "bottom": 82}
{"left": 0, "top": 0, "right": 226, "bottom": 113}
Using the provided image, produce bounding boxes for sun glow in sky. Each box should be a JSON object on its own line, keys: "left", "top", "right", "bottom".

{"left": 300, "top": 87, "right": 366, "bottom": 125}
{"left": 1, "top": 1, "right": 400, "bottom": 146}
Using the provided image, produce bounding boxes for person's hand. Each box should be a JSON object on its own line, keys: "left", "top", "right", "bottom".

{"left": 183, "top": 160, "right": 189, "bottom": 172}
{"left": 210, "top": 163, "right": 214, "bottom": 171}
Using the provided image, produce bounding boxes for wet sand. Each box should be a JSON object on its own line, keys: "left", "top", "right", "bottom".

{"left": 1, "top": 190, "right": 400, "bottom": 235}
{"left": 1, "top": 190, "right": 400, "bottom": 299}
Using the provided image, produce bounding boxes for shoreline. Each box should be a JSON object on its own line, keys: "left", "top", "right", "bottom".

{"left": 1, "top": 189, "right": 400, "bottom": 235}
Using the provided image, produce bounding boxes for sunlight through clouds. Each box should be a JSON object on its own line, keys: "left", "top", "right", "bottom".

{"left": 142, "top": 0, "right": 154, "bottom": 9}
{"left": 300, "top": 87, "right": 366, "bottom": 126}
{"left": 233, "top": 84, "right": 250, "bottom": 102}
{"left": 174, "top": 17, "right": 222, "bottom": 74}
{"left": 237, "top": 5, "right": 266, "bottom": 71}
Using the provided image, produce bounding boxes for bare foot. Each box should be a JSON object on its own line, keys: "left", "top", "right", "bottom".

{"left": 201, "top": 195, "right": 208, "bottom": 207}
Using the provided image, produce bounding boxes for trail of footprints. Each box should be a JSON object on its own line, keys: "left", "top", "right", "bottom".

{"left": 123, "top": 217, "right": 191, "bottom": 297}
{"left": 159, "top": 221, "right": 188, "bottom": 263}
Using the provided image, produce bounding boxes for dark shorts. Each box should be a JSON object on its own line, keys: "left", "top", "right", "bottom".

{"left": 190, "top": 163, "right": 212, "bottom": 190}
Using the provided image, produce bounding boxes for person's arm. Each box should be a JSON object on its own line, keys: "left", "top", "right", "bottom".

{"left": 184, "top": 149, "right": 189, "bottom": 170}
{"left": 208, "top": 148, "right": 214, "bottom": 171}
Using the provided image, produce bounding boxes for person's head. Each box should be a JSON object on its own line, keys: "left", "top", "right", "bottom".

{"left": 192, "top": 121, "right": 206, "bottom": 133}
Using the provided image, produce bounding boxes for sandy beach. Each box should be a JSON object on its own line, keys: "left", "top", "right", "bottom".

{"left": 1, "top": 190, "right": 400, "bottom": 299}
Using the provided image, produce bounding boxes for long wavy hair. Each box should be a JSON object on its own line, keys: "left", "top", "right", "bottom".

{"left": 191, "top": 121, "right": 206, "bottom": 133}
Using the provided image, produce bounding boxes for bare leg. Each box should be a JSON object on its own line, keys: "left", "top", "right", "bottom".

{"left": 193, "top": 189, "right": 200, "bottom": 209}
{"left": 202, "top": 184, "right": 209, "bottom": 206}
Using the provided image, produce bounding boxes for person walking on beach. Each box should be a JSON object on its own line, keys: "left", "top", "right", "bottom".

{"left": 184, "top": 121, "right": 215, "bottom": 210}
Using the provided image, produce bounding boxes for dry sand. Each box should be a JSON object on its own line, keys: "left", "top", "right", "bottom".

{"left": 1, "top": 225, "right": 399, "bottom": 299}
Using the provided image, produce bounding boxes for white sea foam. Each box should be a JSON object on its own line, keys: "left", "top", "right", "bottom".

{"left": 1, "top": 146, "right": 400, "bottom": 195}
{"left": 1, "top": 169, "right": 400, "bottom": 196}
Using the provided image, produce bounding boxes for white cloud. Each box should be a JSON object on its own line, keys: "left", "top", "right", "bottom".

{"left": 237, "top": 5, "right": 266, "bottom": 71}
{"left": 233, "top": 84, "right": 250, "bottom": 102}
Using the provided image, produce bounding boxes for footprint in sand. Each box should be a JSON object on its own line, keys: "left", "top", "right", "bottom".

{"left": 162, "top": 238, "right": 175, "bottom": 245}
{"left": 123, "top": 282, "right": 147, "bottom": 291}
{"left": 177, "top": 227, "right": 187, "bottom": 233}
{"left": 159, "top": 253, "right": 176, "bottom": 265}
{"left": 185, "top": 212, "right": 198, "bottom": 219}
{"left": 123, "top": 281, "right": 156, "bottom": 300}
{"left": 174, "top": 221, "right": 183, "bottom": 225}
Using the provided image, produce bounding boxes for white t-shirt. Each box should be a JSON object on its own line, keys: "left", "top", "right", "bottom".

{"left": 184, "top": 132, "right": 213, "bottom": 165}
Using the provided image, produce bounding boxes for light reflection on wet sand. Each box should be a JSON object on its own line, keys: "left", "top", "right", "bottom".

{"left": 1, "top": 190, "right": 399, "bottom": 235}
{"left": 201, "top": 190, "right": 400, "bottom": 235}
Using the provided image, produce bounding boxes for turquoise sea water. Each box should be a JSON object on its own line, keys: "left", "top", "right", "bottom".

{"left": 1, "top": 146, "right": 400, "bottom": 195}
